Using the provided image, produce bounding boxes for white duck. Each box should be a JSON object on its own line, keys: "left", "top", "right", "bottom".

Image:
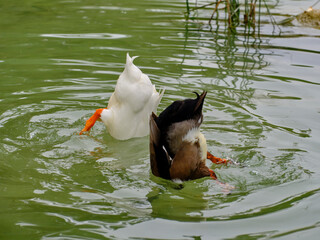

{"left": 80, "top": 53, "right": 164, "bottom": 140}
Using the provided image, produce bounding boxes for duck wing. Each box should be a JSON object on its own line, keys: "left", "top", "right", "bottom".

{"left": 149, "top": 112, "right": 171, "bottom": 179}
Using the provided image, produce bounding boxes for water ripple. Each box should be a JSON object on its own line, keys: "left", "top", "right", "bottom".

{"left": 1, "top": 0, "right": 320, "bottom": 239}
{"left": 40, "top": 33, "right": 130, "bottom": 40}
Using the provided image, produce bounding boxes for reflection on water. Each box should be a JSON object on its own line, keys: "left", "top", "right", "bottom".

{"left": 0, "top": 0, "right": 320, "bottom": 239}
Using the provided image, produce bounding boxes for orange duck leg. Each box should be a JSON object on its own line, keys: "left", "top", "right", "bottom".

{"left": 80, "top": 108, "right": 107, "bottom": 135}
{"left": 207, "top": 151, "right": 229, "bottom": 165}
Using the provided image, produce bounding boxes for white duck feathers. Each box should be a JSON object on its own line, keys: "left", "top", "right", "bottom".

{"left": 98, "top": 53, "right": 164, "bottom": 140}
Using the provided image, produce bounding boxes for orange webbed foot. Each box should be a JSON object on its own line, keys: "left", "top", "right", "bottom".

{"left": 216, "top": 180, "right": 235, "bottom": 193}
{"left": 207, "top": 151, "right": 230, "bottom": 165}
{"left": 209, "top": 169, "right": 235, "bottom": 192}
{"left": 79, "top": 108, "right": 107, "bottom": 135}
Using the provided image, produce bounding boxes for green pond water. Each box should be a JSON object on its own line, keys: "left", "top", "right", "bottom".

{"left": 1, "top": 0, "right": 320, "bottom": 239}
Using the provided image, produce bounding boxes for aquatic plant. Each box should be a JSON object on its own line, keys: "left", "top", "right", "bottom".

{"left": 187, "top": 0, "right": 320, "bottom": 31}
{"left": 185, "top": 0, "right": 274, "bottom": 30}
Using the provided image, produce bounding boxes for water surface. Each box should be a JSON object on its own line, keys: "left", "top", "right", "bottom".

{"left": 1, "top": 0, "right": 320, "bottom": 239}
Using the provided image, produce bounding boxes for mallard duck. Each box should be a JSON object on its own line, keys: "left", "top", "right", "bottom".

{"left": 80, "top": 53, "right": 164, "bottom": 140}
{"left": 149, "top": 91, "right": 228, "bottom": 181}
